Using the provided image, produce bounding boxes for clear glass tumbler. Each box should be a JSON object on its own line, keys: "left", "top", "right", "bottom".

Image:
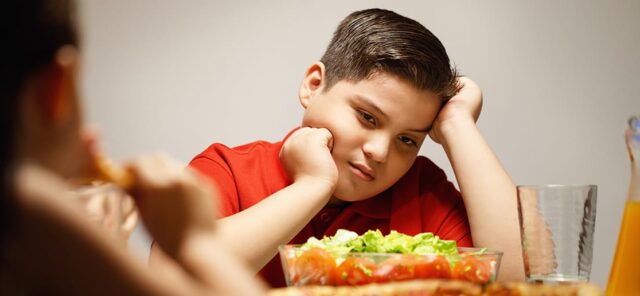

{"left": 517, "top": 184, "right": 597, "bottom": 284}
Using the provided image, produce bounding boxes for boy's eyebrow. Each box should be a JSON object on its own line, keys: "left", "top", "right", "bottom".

{"left": 354, "top": 94, "right": 432, "bottom": 133}
{"left": 353, "top": 94, "right": 388, "bottom": 120}
{"left": 409, "top": 126, "right": 431, "bottom": 134}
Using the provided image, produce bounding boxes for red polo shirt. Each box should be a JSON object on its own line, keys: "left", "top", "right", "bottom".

{"left": 190, "top": 130, "right": 472, "bottom": 287}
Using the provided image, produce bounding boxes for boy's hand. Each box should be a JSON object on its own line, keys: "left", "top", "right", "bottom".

{"left": 429, "top": 77, "right": 483, "bottom": 144}
{"left": 127, "top": 154, "right": 218, "bottom": 258}
{"left": 279, "top": 127, "right": 338, "bottom": 191}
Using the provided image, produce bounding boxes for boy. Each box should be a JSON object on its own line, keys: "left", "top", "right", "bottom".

{"left": 179, "top": 8, "right": 523, "bottom": 286}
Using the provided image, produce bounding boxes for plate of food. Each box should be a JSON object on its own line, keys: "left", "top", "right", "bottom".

{"left": 279, "top": 229, "right": 502, "bottom": 287}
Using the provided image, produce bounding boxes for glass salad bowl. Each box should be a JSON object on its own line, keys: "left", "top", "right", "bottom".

{"left": 278, "top": 230, "right": 502, "bottom": 287}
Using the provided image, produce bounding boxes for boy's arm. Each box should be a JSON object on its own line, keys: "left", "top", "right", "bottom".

{"left": 430, "top": 78, "right": 525, "bottom": 281}
{"left": 207, "top": 127, "right": 337, "bottom": 272}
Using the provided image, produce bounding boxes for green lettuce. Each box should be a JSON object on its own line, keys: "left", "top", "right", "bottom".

{"left": 299, "top": 229, "right": 462, "bottom": 262}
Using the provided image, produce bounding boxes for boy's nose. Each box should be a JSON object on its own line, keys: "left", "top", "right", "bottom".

{"left": 362, "top": 134, "right": 390, "bottom": 163}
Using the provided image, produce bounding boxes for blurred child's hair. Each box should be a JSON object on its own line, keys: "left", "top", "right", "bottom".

{"left": 0, "top": 0, "right": 77, "bottom": 241}
{"left": 320, "top": 8, "right": 459, "bottom": 101}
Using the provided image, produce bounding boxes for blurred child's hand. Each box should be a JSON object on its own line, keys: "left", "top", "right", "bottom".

{"left": 279, "top": 127, "right": 338, "bottom": 191}
{"left": 126, "top": 153, "right": 218, "bottom": 258}
{"left": 73, "top": 183, "right": 138, "bottom": 246}
{"left": 429, "top": 77, "right": 483, "bottom": 144}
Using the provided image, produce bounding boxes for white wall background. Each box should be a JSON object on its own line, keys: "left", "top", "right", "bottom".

{"left": 79, "top": 0, "right": 640, "bottom": 289}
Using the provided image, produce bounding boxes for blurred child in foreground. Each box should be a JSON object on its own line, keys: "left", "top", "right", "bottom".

{"left": 0, "top": 0, "right": 265, "bottom": 294}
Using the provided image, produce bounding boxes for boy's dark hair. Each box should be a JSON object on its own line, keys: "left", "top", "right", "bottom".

{"left": 320, "top": 8, "right": 459, "bottom": 100}
{"left": 0, "top": 0, "right": 77, "bottom": 247}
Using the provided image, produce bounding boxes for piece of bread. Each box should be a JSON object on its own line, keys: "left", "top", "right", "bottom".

{"left": 94, "top": 157, "right": 134, "bottom": 190}
{"left": 267, "top": 280, "right": 602, "bottom": 296}
{"left": 484, "top": 282, "right": 601, "bottom": 296}
{"left": 267, "top": 279, "right": 482, "bottom": 296}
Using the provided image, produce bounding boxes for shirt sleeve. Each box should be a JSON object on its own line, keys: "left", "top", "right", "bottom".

{"left": 418, "top": 158, "right": 473, "bottom": 247}
{"left": 189, "top": 149, "right": 240, "bottom": 218}
{"left": 437, "top": 196, "right": 473, "bottom": 247}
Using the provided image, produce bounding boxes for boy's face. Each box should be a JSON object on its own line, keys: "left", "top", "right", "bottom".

{"left": 299, "top": 64, "right": 442, "bottom": 202}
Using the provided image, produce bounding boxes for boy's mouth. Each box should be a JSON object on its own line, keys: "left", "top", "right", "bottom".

{"left": 348, "top": 162, "right": 375, "bottom": 181}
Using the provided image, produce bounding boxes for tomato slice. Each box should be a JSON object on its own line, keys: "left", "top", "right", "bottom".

{"left": 373, "top": 254, "right": 416, "bottom": 283}
{"left": 451, "top": 255, "right": 490, "bottom": 284}
{"left": 291, "top": 248, "right": 337, "bottom": 285}
{"left": 335, "top": 257, "right": 377, "bottom": 286}
{"left": 414, "top": 255, "right": 452, "bottom": 279}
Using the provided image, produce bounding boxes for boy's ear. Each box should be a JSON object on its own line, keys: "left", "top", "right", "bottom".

{"left": 37, "top": 46, "right": 79, "bottom": 124}
{"left": 298, "top": 61, "right": 326, "bottom": 109}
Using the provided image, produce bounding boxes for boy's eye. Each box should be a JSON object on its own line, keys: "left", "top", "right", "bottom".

{"left": 399, "top": 136, "right": 417, "bottom": 147}
{"left": 357, "top": 110, "right": 377, "bottom": 126}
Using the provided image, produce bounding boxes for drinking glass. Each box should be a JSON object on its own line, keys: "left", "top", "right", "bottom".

{"left": 517, "top": 184, "right": 597, "bottom": 284}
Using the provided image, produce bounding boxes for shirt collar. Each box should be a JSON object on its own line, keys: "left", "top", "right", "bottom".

{"left": 347, "top": 190, "right": 392, "bottom": 219}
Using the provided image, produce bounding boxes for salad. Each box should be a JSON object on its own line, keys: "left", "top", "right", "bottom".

{"left": 279, "top": 229, "right": 501, "bottom": 286}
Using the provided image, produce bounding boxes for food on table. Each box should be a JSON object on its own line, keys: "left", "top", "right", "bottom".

{"left": 280, "top": 229, "right": 502, "bottom": 286}
{"left": 268, "top": 279, "right": 482, "bottom": 296}
{"left": 291, "top": 247, "right": 337, "bottom": 285}
{"left": 95, "top": 157, "right": 134, "bottom": 189}
{"left": 484, "top": 281, "right": 601, "bottom": 296}
{"left": 266, "top": 279, "right": 602, "bottom": 296}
